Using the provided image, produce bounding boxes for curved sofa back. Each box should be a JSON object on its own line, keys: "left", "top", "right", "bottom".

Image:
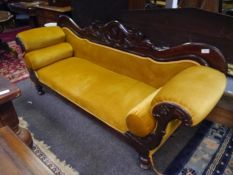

{"left": 17, "top": 26, "right": 200, "bottom": 88}
{"left": 63, "top": 27, "right": 199, "bottom": 88}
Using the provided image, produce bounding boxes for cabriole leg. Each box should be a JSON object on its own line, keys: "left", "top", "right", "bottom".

{"left": 35, "top": 84, "right": 44, "bottom": 95}
{"left": 28, "top": 69, "right": 45, "bottom": 95}
{"left": 139, "top": 154, "right": 151, "bottom": 170}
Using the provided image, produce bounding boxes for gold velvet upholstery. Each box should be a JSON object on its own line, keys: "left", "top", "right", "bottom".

{"left": 17, "top": 27, "right": 65, "bottom": 52}
{"left": 126, "top": 89, "right": 160, "bottom": 137}
{"left": 37, "top": 57, "right": 156, "bottom": 133}
{"left": 126, "top": 65, "right": 226, "bottom": 137}
{"left": 63, "top": 28, "right": 200, "bottom": 88}
{"left": 17, "top": 26, "right": 226, "bottom": 156}
{"left": 151, "top": 66, "right": 226, "bottom": 126}
{"left": 25, "top": 43, "right": 73, "bottom": 70}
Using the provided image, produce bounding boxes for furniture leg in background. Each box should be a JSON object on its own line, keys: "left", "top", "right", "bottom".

{"left": 0, "top": 126, "right": 52, "bottom": 175}
{"left": 0, "top": 76, "right": 32, "bottom": 147}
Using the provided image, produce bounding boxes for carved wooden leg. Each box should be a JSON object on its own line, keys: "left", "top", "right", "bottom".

{"left": 125, "top": 132, "right": 152, "bottom": 169}
{"left": 125, "top": 103, "right": 193, "bottom": 171}
{"left": 16, "top": 127, "right": 33, "bottom": 147}
{"left": 28, "top": 69, "right": 45, "bottom": 95}
{"left": 0, "top": 102, "right": 33, "bottom": 147}
{"left": 139, "top": 154, "right": 151, "bottom": 170}
{"left": 35, "top": 84, "right": 45, "bottom": 95}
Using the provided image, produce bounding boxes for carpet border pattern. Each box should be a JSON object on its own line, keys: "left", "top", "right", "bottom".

{"left": 32, "top": 143, "right": 66, "bottom": 175}
{"left": 165, "top": 121, "right": 233, "bottom": 175}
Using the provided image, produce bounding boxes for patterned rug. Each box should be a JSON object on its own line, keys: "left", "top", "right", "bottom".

{"left": 0, "top": 26, "right": 31, "bottom": 42}
{"left": 19, "top": 117, "right": 79, "bottom": 175}
{"left": 165, "top": 121, "right": 233, "bottom": 175}
{"left": 0, "top": 40, "right": 29, "bottom": 83}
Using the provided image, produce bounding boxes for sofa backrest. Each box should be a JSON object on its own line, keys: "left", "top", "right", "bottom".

{"left": 63, "top": 27, "right": 199, "bottom": 88}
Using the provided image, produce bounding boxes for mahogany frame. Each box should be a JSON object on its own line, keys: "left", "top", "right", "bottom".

{"left": 17, "top": 15, "right": 227, "bottom": 169}
{"left": 57, "top": 15, "right": 227, "bottom": 74}
{"left": 119, "top": 8, "right": 233, "bottom": 76}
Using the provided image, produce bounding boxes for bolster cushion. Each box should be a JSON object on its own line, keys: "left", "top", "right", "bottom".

{"left": 126, "top": 89, "right": 161, "bottom": 137}
{"left": 17, "top": 26, "right": 65, "bottom": 52}
{"left": 151, "top": 66, "right": 226, "bottom": 126}
{"left": 25, "top": 42, "right": 73, "bottom": 70}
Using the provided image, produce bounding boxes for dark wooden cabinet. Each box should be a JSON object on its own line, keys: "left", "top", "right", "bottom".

{"left": 48, "top": 0, "right": 70, "bottom": 7}
{"left": 179, "top": 0, "right": 221, "bottom": 12}
{"left": 71, "top": 0, "right": 128, "bottom": 27}
{"left": 120, "top": 8, "right": 233, "bottom": 67}
{"left": 35, "top": 5, "right": 71, "bottom": 26}
{"left": 128, "top": 0, "right": 146, "bottom": 9}
{"left": 8, "top": 1, "right": 71, "bottom": 27}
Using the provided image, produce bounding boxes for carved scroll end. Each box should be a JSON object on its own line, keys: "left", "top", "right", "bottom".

{"left": 152, "top": 103, "right": 193, "bottom": 127}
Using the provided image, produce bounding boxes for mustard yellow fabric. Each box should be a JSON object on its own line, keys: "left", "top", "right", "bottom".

{"left": 151, "top": 66, "right": 226, "bottom": 126}
{"left": 17, "top": 27, "right": 65, "bottom": 52}
{"left": 63, "top": 27, "right": 200, "bottom": 88}
{"left": 18, "top": 26, "right": 226, "bottom": 156}
{"left": 126, "top": 89, "right": 161, "bottom": 137}
{"left": 37, "top": 57, "right": 157, "bottom": 133}
{"left": 25, "top": 43, "right": 73, "bottom": 70}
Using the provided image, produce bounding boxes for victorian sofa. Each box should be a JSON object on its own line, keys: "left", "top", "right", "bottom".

{"left": 17, "top": 16, "right": 226, "bottom": 169}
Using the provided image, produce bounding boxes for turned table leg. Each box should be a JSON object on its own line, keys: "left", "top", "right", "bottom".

{"left": 0, "top": 76, "right": 33, "bottom": 147}
{"left": 0, "top": 101, "right": 33, "bottom": 147}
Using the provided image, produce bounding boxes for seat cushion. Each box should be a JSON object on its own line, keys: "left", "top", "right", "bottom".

{"left": 37, "top": 57, "right": 157, "bottom": 133}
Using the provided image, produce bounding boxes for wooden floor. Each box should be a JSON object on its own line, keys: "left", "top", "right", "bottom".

{"left": 207, "top": 94, "right": 233, "bottom": 128}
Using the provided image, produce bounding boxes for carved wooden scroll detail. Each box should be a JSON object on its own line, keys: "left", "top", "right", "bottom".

{"left": 58, "top": 15, "right": 227, "bottom": 73}
{"left": 125, "top": 103, "right": 192, "bottom": 157}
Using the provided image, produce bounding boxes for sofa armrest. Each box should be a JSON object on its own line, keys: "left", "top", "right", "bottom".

{"left": 126, "top": 89, "right": 161, "bottom": 137}
{"left": 151, "top": 66, "right": 226, "bottom": 126}
{"left": 125, "top": 66, "right": 226, "bottom": 153}
{"left": 126, "top": 66, "right": 226, "bottom": 138}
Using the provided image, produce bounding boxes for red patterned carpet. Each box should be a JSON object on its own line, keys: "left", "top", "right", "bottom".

{"left": 0, "top": 26, "right": 31, "bottom": 42}
{"left": 0, "top": 40, "right": 29, "bottom": 83}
